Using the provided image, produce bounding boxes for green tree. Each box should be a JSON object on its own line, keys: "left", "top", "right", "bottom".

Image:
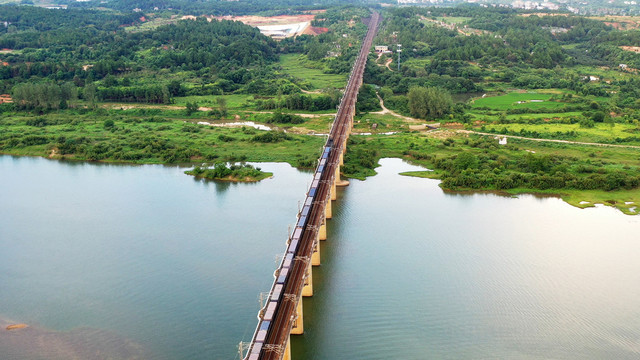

{"left": 408, "top": 86, "right": 453, "bottom": 119}
{"left": 591, "top": 111, "right": 606, "bottom": 122}
{"left": 60, "top": 82, "right": 78, "bottom": 109}
{"left": 307, "top": 42, "right": 329, "bottom": 61}
{"left": 185, "top": 101, "right": 199, "bottom": 116}
{"left": 454, "top": 152, "right": 478, "bottom": 171}
{"left": 216, "top": 97, "right": 228, "bottom": 117}
{"left": 84, "top": 84, "right": 97, "bottom": 109}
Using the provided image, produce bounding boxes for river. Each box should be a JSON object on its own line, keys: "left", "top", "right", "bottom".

{"left": 1, "top": 155, "right": 639, "bottom": 359}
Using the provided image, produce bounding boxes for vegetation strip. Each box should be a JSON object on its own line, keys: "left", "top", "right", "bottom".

{"left": 460, "top": 130, "right": 640, "bottom": 149}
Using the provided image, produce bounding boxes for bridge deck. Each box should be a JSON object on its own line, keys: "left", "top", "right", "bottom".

{"left": 244, "top": 11, "right": 381, "bottom": 360}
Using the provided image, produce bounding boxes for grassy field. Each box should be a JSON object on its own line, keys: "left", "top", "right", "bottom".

{"left": 561, "top": 43, "right": 581, "bottom": 50}
{"left": 349, "top": 131, "right": 640, "bottom": 168}
{"left": 279, "top": 54, "right": 347, "bottom": 90}
{"left": 244, "top": 112, "right": 335, "bottom": 133}
{"left": 401, "top": 58, "right": 431, "bottom": 70}
{"left": 435, "top": 16, "right": 471, "bottom": 24}
{"left": 480, "top": 122, "right": 640, "bottom": 145}
{"left": 353, "top": 113, "right": 412, "bottom": 133}
{"left": 500, "top": 111, "right": 583, "bottom": 121}
{"left": 0, "top": 110, "right": 325, "bottom": 167}
{"left": 124, "top": 17, "right": 179, "bottom": 33}
{"left": 471, "top": 92, "right": 565, "bottom": 110}
{"left": 571, "top": 65, "right": 635, "bottom": 81}
{"left": 171, "top": 94, "right": 255, "bottom": 109}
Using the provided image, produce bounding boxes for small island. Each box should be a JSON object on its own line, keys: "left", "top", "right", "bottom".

{"left": 185, "top": 163, "right": 273, "bottom": 182}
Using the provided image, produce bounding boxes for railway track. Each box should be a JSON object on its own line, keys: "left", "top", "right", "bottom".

{"left": 243, "top": 11, "right": 381, "bottom": 360}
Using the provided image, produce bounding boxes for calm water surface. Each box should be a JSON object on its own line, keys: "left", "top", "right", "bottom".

{"left": 296, "top": 158, "right": 640, "bottom": 360}
{"left": 1, "top": 156, "right": 639, "bottom": 359}
{"left": 0, "top": 156, "right": 310, "bottom": 359}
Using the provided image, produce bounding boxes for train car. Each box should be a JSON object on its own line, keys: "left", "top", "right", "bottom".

{"left": 281, "top": 253, "right": 293, "bottom": 269}
{"left": 288, "top": 227, "right": 303, "bottom": 255}
{"left": 288, "top": 238, "right": 299, "bottom": 254}
{"left": 318, "top": 158, "right": 327, "bottom": 173}
{"left": 276, "top": 267, "right": 289, "bottom": 284}
{"left": 296, "top": 214, "right": 307, "bottom": 229}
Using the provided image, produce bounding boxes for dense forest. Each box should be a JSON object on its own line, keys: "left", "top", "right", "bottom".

{"left": 0, "top": 4, "right": 370, "bottom": 104}
{"left": 0, "top": 5, "right": 282, "bottom": 104}
{"left": 67, "top": 0, "right": 363, "bottom": 15}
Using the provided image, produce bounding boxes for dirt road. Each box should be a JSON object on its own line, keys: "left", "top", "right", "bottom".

{"left": 459, "top": 130, "right": 640, "bottom": 149}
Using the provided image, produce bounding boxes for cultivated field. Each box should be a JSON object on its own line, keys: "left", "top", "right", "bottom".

{"left": 471, "top": 92, "right": 563, "bottom": 110}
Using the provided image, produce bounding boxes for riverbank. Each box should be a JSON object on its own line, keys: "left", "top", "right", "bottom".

{"left": 402, "top": 169, "right": 639, "bottom": 215}
{"left": 343, "top": 131, "right": 640, "bottom": 215}
{"left": 0, "top": 111, "right": 325, "bottom": 168}
{"left": 2, "top": 109, "right": 640, "bottom": 214}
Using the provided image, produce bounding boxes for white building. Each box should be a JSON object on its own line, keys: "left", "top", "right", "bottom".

{"left": 375, "top": 45, "right": 389, "bottom": 53}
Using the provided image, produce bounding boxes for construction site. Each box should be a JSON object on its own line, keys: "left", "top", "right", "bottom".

{"left": 211, "top": 14, "right": 329, "bottom": 39}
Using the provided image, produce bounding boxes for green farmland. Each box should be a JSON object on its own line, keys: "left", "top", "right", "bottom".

{"left": 279, "top": 54, "right": 347, "bottom": 90}
{"left": 472, "top": 92, "right": 565, "bottom": 110}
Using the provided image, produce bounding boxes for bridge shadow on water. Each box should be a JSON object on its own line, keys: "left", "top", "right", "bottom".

{"left": 290, "top": 185, "right": 350, "bottom": 359}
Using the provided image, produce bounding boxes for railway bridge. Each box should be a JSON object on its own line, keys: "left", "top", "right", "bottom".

{"left": 242, "top": 11, "right": 381, "bottom": 360}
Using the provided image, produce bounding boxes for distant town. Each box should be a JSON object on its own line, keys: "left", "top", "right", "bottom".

{"left": 396, "top": 0, "right": 640, "bottom": 15}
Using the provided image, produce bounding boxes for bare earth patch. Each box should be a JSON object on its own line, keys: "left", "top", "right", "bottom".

{"left": 620, "top": 46, "right": 640, "bottom": 53}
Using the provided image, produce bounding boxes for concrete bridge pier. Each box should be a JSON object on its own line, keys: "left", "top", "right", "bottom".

{"left": 325, "top": 196, "right": 332, "bottom": 219}
{"left": 335, "top": 160, "right": 350, "bottom": 188}
{"left": 291, "top": 298, "right": 304, "bottom": 335}
{"left": 302, "top": 262, "right": 313, "bottom": 297}
{"left": 311, "top": 238, "right": 321, "bottom": 266}
{"left": 331, "top": 175, "right": 337, "bottom": 201}
{"left": 319, "top": 219, "right": 327, "bottom": 241}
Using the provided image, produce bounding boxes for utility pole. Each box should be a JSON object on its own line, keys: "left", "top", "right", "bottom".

{"left": 397, "top": 44, "right": 402, "bottom": 72}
